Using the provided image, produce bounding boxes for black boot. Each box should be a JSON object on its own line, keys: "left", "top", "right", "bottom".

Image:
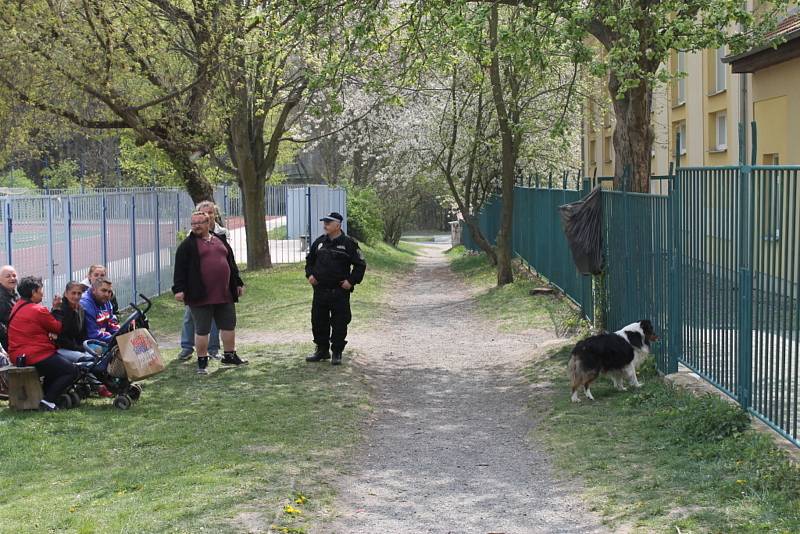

{"left": 306, "top": 345, "right": 331, "bottom": 362}
{"left": 331, "top": 350, "right": 342, "bottom": 366}
{"left": 221, "top": 351, "right": 248, "bottom": 366}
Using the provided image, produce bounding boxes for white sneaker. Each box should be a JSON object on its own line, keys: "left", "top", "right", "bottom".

{"left": 196, "top": 367, "right": 208, "bottom": 375}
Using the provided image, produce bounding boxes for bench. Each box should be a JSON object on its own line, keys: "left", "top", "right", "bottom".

{"left": 0, "top": 365, "right": 43, "bottom": 410}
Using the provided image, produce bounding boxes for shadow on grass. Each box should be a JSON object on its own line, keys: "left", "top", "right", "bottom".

{"left": 147, "top": 241, "right": 419, "bottom": 339}
{"left": 0, "top": 345, "right": 368, "bottom": 533}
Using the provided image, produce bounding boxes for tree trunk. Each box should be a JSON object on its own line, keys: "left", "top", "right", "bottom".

{"left": 463, "top": 215, "right": 498, "bottom": 265}
{"left": 609, "top": 73, "right": 654, "bottom": 193}
{"left": 240, "top": 173, "right": 271, "bottom": 268}
{"left": 494, "top": 163, "right": 515, "bottom": 285}
{"left": 166, "top": 151, "right": 214, "bottom": 203}
{"left": 229, "top": 108, "right": 272, "bottom": 270}
{"left": 488, "top": 4, "right": 515, "bottom": 286}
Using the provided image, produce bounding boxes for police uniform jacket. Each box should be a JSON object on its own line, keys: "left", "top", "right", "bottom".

{"left": 305, "top": 233, "right": 366, "bottom": 290}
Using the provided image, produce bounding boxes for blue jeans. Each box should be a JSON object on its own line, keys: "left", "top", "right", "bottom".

{"left": 57, "top": 348, "right": 95, "bottom": 364}
{"left": 181, "top": 306, "right": 220, "bottom": 354}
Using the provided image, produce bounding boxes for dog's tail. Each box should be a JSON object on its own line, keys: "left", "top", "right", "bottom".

{"left": 569, "top": 345, "right": 598, "bottom": 393}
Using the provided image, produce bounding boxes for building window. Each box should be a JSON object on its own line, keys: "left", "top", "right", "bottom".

{"left": 673, "top": 121, "right": 687, "bottom": 156}
{"left": 674, "top": 51, "right": 687, "bottom": 105}
{"left": 589, "top": 140, "right": 597, "bottom": 165}
{"left": 763, "top": 172, "right": 783, "bottom": 241}
{"left": 604, "top": 136, "right": 613, "bottom": 163}
{"left": 714, "top": 47, "right": 727, "bottom": 93}
{"left": 713, "top": 111, "right": 727, "bottom": 151}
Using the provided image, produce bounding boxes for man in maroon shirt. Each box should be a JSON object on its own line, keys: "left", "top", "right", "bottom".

{"left": 172, "top": 211, "right": 246, "bottom": 375}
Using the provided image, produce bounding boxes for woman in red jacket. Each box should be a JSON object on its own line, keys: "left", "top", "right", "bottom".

{"left": 8, "top": 276, "right": 78, "bottom": 411}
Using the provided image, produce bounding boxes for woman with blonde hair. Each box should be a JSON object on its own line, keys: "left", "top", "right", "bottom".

{"left": 178, "top": 201, "right": 227, "bottom": 361}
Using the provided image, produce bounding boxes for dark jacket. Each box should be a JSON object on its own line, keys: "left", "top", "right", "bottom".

{"left": 51, "top": 299, "right": 88, "bottom": 352}
{"left": 0, "top": 286, "right": 18, "bottom": 349}
{"left": 305, "top": 233, "right": 366, "bottom": 290}
{"left": 172, "top": 231, "right": 243, "bottom": 306}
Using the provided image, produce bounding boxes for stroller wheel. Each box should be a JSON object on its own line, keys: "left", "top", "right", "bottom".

{"left": 128, "top": 384, "right": 142, "bottom": 402}
{"left": 69, "top": 391, "right": 81, "bottom": 408}
{"left": 113, "top": 394, "right": 132, "bottom": 410}
{"left": 56, "top": 393, "right": 73, "bottom": 410}
{"left": 75, "top": 384, "right": 92, "bottom": 399}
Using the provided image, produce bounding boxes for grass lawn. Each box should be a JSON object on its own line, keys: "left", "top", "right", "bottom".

{"left": 147, "top": 241, "right": 417, "bottom": 337}
{"left": 528, "top": 347, "right": 800, "bottom": 533}
{"left": 447, "top": 246, "right": 582, "bottom": 334}
{"left": 449, "top": 246, "right": 800, "bottom": 532}
{"left": 0, "top": 240, "right": 417, "bottom": 534}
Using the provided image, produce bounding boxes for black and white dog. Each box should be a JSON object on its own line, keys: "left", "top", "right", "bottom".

{"left": 569, "top": 320, "right": 658, "bottom": 402}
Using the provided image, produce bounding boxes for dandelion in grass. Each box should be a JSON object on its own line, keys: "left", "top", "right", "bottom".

{"left": 284, "top": 504, "right": 302, "bottom": 516}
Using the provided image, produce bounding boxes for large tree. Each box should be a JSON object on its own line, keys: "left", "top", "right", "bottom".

{"left": 410, "top": 1, "right": 580, "bottom": 285}
{"left": 0, "top": 1, "right": 231, "bottom": 201}
{"left": 544, "top": 0, "right": 790, "bottom": 192}
{"left": 213, "top": 1, "right": 388, "bottom": 268}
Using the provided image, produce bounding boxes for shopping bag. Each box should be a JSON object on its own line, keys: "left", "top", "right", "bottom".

{"left": 116, "top": 328, "right": 165, "bottom": 380}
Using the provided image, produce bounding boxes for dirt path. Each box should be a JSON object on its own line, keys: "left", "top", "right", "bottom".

{"left": 316, "top": 244, "right": 606, "bottom": 533}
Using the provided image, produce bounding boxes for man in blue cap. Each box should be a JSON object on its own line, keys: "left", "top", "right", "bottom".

{"left": 304, "top": 211, "right": 366, "bottom": 365}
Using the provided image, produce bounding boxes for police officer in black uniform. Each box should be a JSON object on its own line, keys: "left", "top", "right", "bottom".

{"left": 305, "top": 212, "right": 367, "bottom": 365}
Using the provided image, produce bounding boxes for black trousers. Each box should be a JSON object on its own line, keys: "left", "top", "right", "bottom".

{"left": 311, "top": 287, "right": 352, "bottom": 353}
{"left": 34, "top": 353, "right": 79, "bottom": 403}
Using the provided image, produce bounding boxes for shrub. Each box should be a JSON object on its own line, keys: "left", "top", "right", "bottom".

{"left": 41, "top": 159, "right": 80, "bottom": 189}
{"left": 0, "top": 168, "right": 37, "bottom": 189}
{"left": 345, "top": 183, "right": 383, "bottom": 244}
{"left": 635, "top": 386, "right": 751, "bottom": 444}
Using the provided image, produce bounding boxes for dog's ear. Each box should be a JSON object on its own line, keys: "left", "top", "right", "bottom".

{"left": 624, "top": 330, "right": 644, "bottom": 349}
{"left": 639, "top": 320, "right": 658, "bottom": 342}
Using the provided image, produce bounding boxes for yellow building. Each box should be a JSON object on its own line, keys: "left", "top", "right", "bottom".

{"left": 582, "top": 10, "right": 800, "bottom": 184}
{"left": 726, "top": 14, "right": 800, "bottom": 165}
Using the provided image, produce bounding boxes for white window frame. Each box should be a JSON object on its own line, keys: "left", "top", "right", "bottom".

{"left": 714, "top": 47, "right": 727, "bottom": 93}
{"left": 676, "top": 51, "right": 687, "bottom": 104}
{"left": 676, "top": 122, "right": 687, "bottom": 155}
{"left": 715, "top": 112, "right": 727, "bottom": 151}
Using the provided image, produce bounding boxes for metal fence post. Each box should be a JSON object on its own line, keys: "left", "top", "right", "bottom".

{"left": 65, "top": 196, "right": 73, "bottom": 280}
{"left": 4, "top": 198, "right": 12, "bottom": 265}
{"left": 101, "top": 194, "right": 108, "bottom": 266}
{"left": 130, "top": 194, "right": 138, "bottom": 300}
{"left": 154, "top": 193, "right": 161, "bottom": 294}
{"left": 737, "top": 122, "right": 753, "bottom": 410}
{"left": 176, "top": 191, "right": 181, "bottom": 237}
{"left": 223, "top": 183, "right": 229, "bottom": 224}
{"left": 667, "top": 158, "right": 681, "bottom": 374}
{"left": 46, "top": 197, "right": 55, "bottom": 295}
{"left": 306, "top": 186, "right": 312, "bottom": 240}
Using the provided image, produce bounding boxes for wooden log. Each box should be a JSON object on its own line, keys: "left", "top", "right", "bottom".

{"left": 529, "top": 287, "right": 555, "bottom": 296}
{"left": 2, "top": 366, "right": 43, "bottom": 410}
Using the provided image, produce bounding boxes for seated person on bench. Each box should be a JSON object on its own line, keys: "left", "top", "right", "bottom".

{"left": 8, "top": 276, "right": 78, "bottom": 411}
{"left": 51, "top": 281, "right": 93, "bottom": 363}
{"left": 52, "top": 281, "right": 113, "bottom": 398}
{"left": 80, "top": 277, "right": 120, "bottom": 343}
{"left": 80, "top": 265, "right": 119, "bottom": 316}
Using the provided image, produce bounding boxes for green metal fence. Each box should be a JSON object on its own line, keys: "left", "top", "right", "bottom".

{"left": 464, "top": 164, "right": 800, "bottom": 447}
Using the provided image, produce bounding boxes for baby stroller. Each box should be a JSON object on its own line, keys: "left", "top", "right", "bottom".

{"left": 69, "top": 294, "right": 153, "bottom": 410}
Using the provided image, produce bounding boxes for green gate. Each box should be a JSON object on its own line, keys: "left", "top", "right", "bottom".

{"left": 463, "top": 158, "right": 800, "bottom": 447}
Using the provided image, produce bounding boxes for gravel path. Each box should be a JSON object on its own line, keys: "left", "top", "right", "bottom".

{"left": 316, "top": 244, "right": 606, "bottom": 534}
